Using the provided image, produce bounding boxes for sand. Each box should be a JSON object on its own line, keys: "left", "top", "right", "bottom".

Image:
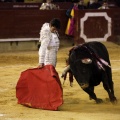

{"left": 0, "top": 41, "right": 120, "bottom": 120}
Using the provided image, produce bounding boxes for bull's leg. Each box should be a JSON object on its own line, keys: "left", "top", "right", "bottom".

{"left": 109, "top": 81, "right": 117, "bottom": 103}
{"left": 83, "top": 87, "right": 103, "bottom": 104}
{"left": 102, "top": 70, "right": 117, "bottom": 103}
{"left": 69, "top": 72, "right": 74, "bottom": 87}
{"left": 103, "top": 81, "right": 117, "bottom": 103}
{"left": 89, "top": 86, "right": 94, "bottom": 100}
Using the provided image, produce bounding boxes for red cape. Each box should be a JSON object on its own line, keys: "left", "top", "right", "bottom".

{"left": 16, "top": 65, "right": 63, "bottom": 110}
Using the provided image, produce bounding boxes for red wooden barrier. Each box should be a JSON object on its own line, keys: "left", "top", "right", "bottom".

{"left": 0, "top": 5, "right": 120, "bottom": 44}
{"left": 0, "top": 10, "right": 68, "bottom": 41}
{"left": 74, "top": 9, "right": 120, "bottom": 44}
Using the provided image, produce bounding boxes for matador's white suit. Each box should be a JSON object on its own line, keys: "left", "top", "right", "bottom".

{"left": 39, "top": 23, "right": 60, "bottom": 67}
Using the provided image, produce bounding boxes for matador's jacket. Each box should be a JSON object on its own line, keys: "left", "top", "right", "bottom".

{"left": 39, "top": 23, "right": 60, "bottom": 67}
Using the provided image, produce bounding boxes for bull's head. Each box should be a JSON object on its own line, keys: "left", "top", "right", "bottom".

{"left": 69, "top": 49, "right": 93, "bottom": 89}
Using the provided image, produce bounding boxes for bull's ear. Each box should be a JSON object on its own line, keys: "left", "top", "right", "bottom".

{"left": 81, "top": 58, "right": 92, "bottom": 64}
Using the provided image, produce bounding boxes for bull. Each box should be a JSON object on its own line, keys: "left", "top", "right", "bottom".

{"left": 67, "top": 41, "right": 117, "bottom": 104}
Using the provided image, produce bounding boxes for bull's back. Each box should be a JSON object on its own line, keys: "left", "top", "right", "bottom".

{"left": 85, "top": 41, "right": 110, "bottom": 63}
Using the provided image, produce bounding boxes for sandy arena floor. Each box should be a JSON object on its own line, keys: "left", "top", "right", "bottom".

{"left": 0, "top": 41, "right": 120, "bottom": 120}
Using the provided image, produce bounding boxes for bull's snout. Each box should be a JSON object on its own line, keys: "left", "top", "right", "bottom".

{"left": 80, "top": 83, "right": 89, "bottom": 89}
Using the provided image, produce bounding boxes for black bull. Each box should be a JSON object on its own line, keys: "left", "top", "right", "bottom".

{"left": 69, "top": 41, "right": 117, "bottom": 104}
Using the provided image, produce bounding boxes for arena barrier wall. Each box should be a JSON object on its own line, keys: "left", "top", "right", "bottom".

{"left": 0, "top": 3, "right": 120, "bottom": 52}
{"left": 74, "top": 9, "right": 120, "bottom": 44}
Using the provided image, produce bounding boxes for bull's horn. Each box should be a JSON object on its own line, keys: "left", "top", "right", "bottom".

{"left": 81, "top": 58, "right": 92, "bottom": 64}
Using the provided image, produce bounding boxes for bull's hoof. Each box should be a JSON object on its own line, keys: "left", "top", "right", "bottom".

{"left": 96, "top": 98, "right": 103, "bottom": 104}
{"left": 111, "top": 97, "right": 117, "bottom": 104}
{"left": 89, "top": 96, "right": 93, "bottom": 100}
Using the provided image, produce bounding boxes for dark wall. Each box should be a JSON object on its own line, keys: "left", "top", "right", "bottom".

{"left": 0, "top": 2, "right": 72, "bottom": 9}
{"left": 0, "top": 3, "right": 120, "bottom": 44}
{"left": 0, "top": 10, "right": 68, "bottom": 40}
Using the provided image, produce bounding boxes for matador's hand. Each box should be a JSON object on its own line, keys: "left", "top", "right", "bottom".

{"left": 37, "top": 63, "right": 44, "bottom": 69}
